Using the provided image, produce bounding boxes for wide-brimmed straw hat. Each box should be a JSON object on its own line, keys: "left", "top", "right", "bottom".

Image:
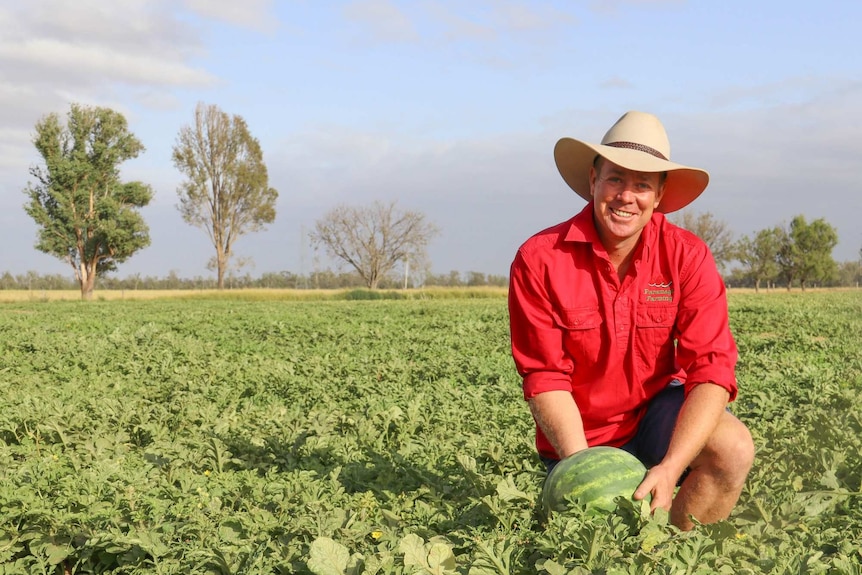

{"left": 553, "top": 111, "right": 709, "bottom": 213}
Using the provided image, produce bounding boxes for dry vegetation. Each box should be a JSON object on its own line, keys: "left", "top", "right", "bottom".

{"left": 0, "top": 286, "right": 510, "bottom": 303}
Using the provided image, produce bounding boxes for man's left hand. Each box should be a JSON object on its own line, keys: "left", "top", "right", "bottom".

{"left": 633, "top": 462, "right": 683, "bottom": 512}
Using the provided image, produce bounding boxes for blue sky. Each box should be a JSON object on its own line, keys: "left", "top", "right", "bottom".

{"left": 1, "top": 0, "right": 860, "bottom": 281}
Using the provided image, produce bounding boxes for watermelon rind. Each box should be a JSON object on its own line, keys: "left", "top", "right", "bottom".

{"left": 541, "top": 446, "right": 647, "bottom": 517}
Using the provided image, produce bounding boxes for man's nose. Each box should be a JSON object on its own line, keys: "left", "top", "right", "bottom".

{"left": 617, "top": 184, "right": 636, "bottom": 202}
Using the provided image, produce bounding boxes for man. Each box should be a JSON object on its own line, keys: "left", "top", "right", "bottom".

{"left": 508, "top": 111, "right": 754, "bottom": 530}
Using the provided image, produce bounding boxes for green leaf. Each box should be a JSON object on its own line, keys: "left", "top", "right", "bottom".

{"left": 535, "top": 559, "right": 567, "bottom": 575}
{"left": 399, "top": 534, "right": 427, "bottom": 568}
{"left": 495, "top": 476, "right": 530, "bottom": 502}
{"left": 45, "top": 543, "right": 72, "bottom": 566}
{"left": 381, "top": 508, "right": 402, "bottom": 527}
{"left": 820, "top": 469, "right": 842, "bottom": 490}
{"left": 639, "top": 522, "right": 671, "bottom": 553}
{"left": 426, "top": 542, "right": 456, "bottom": 573}
{"left": 219, "top": 519, "right": 245, "bottom": 543}
{"left": 307, "top": 537, "right": 350, "bottom": 575}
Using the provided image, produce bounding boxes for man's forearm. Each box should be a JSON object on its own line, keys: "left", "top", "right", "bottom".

{"left": 528, "top": 390, "right": 588, "bottom": 458}
{"left": 660, "top": 383, "right": 730, "bottom": 476}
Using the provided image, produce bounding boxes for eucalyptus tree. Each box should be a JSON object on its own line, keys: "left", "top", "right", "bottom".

{"left": 733, "top": 227, "right": 782, "bottom": 292}
{"left": 172, "top": 102, "right": 278, "bottom": 289}
{"left": 23, "top": 104, "right": 152, "bottom": 300}
{"left": 778, "top": 215, "right": 839, "bottom": 290}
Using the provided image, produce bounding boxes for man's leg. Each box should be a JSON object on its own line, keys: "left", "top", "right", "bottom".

{"left": 623, "top": 383, "right": 755, "bottom": 530}
{"left": 669, "top": 411, "right": 754, "bottom": 530}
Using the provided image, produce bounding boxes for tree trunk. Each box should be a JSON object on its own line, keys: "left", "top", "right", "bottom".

{"left": 216, "top": 251, "right": 227, "bottom": 290}
{"left": 79, "top": 266, "right": 96, "bottom": 301}
{"left": 754, "top": 279, "right": 760, "bottom": 294}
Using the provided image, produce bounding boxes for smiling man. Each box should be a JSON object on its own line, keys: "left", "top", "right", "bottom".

{"left": 508, "top": 111, "right": 754, "bottom": 530}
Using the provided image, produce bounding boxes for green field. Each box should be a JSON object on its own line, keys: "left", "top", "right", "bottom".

{"left": 1, "top": 291, "right": 860, "bottom": 574}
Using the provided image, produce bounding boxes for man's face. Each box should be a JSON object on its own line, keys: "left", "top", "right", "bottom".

{"left": 590, "top": 158, "right": 665, "bottom": 247}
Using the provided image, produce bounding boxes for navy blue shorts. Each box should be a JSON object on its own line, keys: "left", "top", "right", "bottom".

{"left": 542, "top": 382, "right": 685, "bottom": 476}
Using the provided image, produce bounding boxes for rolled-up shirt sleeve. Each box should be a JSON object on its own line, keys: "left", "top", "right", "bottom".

{"left": 675, "top": 243, "right": 738, "bottom": 401}
{"left": 508, "top": 249, "right": 574, "bottom": 399}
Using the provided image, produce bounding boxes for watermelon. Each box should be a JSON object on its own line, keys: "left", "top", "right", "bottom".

{"left": 541, "top": 446, "right": 647, "bottom": 516}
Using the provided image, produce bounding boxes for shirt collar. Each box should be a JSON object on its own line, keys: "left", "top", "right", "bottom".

{"left": 563, "top": 202, "right": 601, "bottom": 244}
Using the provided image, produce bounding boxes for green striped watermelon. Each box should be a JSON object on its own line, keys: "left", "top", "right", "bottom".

{"left": 541, "top": 446, "right": 648, "bottom": 516}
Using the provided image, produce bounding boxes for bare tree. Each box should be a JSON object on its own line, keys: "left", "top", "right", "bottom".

{"left": 172, "top": 102, "right": 278, "bottom": 289}
{"left": 672, "top": 210, "right": 734, "bottom": 270}
{"left": 310, "top": 200, "right": 439, "bottom": 289}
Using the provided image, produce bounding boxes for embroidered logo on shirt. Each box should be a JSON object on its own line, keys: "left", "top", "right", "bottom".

{"left": 644, "top": 279, "right": 673, "bottom": 302}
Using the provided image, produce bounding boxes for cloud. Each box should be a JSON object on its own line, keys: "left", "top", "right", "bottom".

{"left": 0, "top": 129, "right": 36, "bottom": 175}
{"left": 589, "top": 0, "right": 685, "bottom": 16}
{"left": 182, "top": 0, "right": 279, "bottom": 33}
{"left": 344, "top": 0, "right": 420, "bottom": 44}
{"left": 341, "top": 1, "right": 577, "bottom": 59}
{"left": 486, "top": 1, "right": 577, "bottom": 34}
{"left": 0, "top": 1, "right": 220, "bottom": 135}
{"left": 422, "top": 2, "right": 496, "bottom": 43}
{"left": 599, "top": 76, "right": 634, "bottom": 90}
{"left": 0, "top": 1, "right": 203, "bottom": 58}
{"left": 0, "top": 39, "right": 215, "bottom": 87}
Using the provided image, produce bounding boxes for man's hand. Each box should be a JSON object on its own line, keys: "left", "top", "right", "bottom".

{"left": 633, "top": 462, "right": 685, "bottom": 512}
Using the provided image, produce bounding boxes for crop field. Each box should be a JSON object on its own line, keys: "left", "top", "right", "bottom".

{"left": 0, "top": 291, "right": 860, "bottom": 574}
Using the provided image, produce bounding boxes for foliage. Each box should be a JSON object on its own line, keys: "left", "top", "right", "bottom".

{"left": 172, "top": 102, "right": 278, "bottom": 290}
{"left": 837, "top": 261, "right": 862, "bottom": 287}
{"left": 0, "top": 268, "right": 510, "bottom": 292}
{"left": 777, "top": 216, "right": 839, "bottom": 290}
{"left": 732, "top": 227, "right": 782, "bottom": 292}
{"left": 22, "top": 103, "right": 152, "bottom": 300}
{"left": 671, "top": 211, "right": 734, "bottom": 270}
{"left": 0, "top": 293, "right": 860, "bottom": 572}
{"left": 311, "top": 200, "right": 439, "bottom": 289}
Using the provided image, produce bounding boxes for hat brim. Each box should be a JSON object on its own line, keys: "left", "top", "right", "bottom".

{"left": 554, "top": 137, "right": 710, "bottom": 213}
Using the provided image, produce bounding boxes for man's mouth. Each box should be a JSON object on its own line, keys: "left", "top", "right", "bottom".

{"left": 610, "top": 207, "right": 636, "bottom": 218}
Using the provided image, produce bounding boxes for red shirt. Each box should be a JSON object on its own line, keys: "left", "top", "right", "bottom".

{"left": 508, "top": 203, "right": 738, "bottom": 458}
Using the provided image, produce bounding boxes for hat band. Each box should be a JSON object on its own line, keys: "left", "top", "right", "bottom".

{"left": 606, "top": 141, "right": 668, "bottom": 161}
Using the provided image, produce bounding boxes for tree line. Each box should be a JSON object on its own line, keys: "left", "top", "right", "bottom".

{"left": 0, "top": 269, "right": 508, "bottom": 292}
{"left": 671, "top": 211, "right": 861, "bottom": 291}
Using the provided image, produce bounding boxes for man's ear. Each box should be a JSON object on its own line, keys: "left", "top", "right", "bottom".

{"left": 589, "top": 166, "right": 597, "bottom": 197}
{"left": 654, "top": 183, "right": 666, "bottom": 208}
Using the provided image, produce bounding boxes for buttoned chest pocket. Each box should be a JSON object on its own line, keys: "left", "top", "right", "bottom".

{"left": 635, "top": 305, "right": 678, "bottom": 374}
{"left": 554, "top": 307, "right": 603, "bottom": 366}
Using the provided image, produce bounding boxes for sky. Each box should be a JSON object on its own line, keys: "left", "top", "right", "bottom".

{"left": 1, "top": 0, "right": 860, "bottom": 281}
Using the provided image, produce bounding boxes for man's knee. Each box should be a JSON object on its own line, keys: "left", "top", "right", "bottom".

{"left": 696, "top": 414, "right": 755, "bottom": 483}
